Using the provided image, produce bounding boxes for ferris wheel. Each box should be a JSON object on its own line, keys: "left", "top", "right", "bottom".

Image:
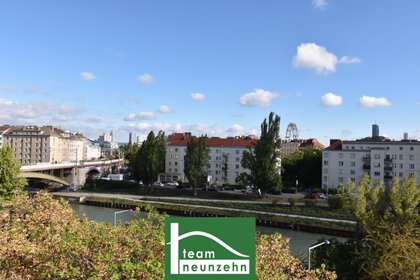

{"left": 285, "top": 123, "right": 299, "bottom": 142}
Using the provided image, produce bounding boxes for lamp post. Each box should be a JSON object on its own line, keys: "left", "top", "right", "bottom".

{"left": 113, "top": 209, "right": 132, "bottom": 227}
{"left": 308, "top": 240, "right": 330, "bottom": 271}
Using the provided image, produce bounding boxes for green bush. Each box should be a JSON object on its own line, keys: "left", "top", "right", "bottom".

{"left": 304, "top": 199, "right": 317, "bottom": 207}
{"left": 312, "top": 188, "right": 322, "bottom": 193}
{"left": 0, "top": 193, "right": 336, "bottom": 279}
{"left": 283, "top": 187, "right": 297, "bottom": 193}
{"left": 272, "top": 198, "right": 280, "bottom": 204}
{"left": 328, "top": 195, "right": 345, "bottom": 210}
{"left": 288, "top": 197, "right": 297, "bottom": 207}
{"left": 326, "top": 188, "right": 338, "bottom": 195}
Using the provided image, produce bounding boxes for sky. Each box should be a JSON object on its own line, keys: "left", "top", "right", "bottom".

{"left": 1, "top": 0, "right": 420, "bottom": 144}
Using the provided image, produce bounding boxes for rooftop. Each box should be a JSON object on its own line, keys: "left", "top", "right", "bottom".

{"left": 167, "top": 132, "right": 256, "bottom": 148}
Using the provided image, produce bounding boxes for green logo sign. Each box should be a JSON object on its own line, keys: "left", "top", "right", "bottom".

{"left": 165, "top": 217, "right": 255, "bottom": 280}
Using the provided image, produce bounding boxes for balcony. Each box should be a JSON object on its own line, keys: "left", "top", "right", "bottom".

{"left": 363, "top": 164, "right": 371, "bottom": 170}
{"left": 384, "top": 175, "right": 393, "bottom": 180}
{"left": 384, "top": 156, "right": 392, "bottom": 163}
{"left": 384, "top": 165, "right": 393, "bottom": 171}
{"left": 362, "top": 156, "right": 371, "bottom": 164}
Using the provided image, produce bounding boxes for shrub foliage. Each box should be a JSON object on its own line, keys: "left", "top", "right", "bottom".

{"left": 0, "top": 193, "right": 336, "bottom": 279}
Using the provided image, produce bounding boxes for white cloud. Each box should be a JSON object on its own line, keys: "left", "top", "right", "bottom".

{"left": 80, "top": 72, "right": 96, "bottom": 81}
{"left": 58, "top": 105, "right": 85, "bottom": 114}
{"left": 359, "top": 95, "right": 392, "bottom": 108}
{"left": 338, "top": 56, "right": 362, "bottom": 64}
{"left": 413, "top": 130, "right": 420, "bottom": 140}
{"left": 312, "top": 0, "right": 330, "bottom": 10}
{"left": 293, "top": 43, "right": 338, "bottom": 74}
{"left": 86, "top": 116, "right": 103, "bottom": 123}
{"left": 158, "top": 105, "right": 173, "bottom": 114}
{"left": 226, "top": 124, "right": 244, "bottom": 134}
{"left": 191, "top": 92, "right": 206, "bottom": 101}
{"left": 124, "top": 112, "right": 155, "bottom": 121}
{"left": 137, "top": 73, "right": 153, "bottom": 85}
{"left": 239, "top": 89, "right": 278, "bottom": 106}
{"left": 293, "top": 43, "right": 361, "bottom": 75}
{"left": 53, "top": 115, "right": 76, "bottom": 122}
{"left": 0, "top": 99, "right": 51, "bottom": 123}
{"left": 128, "top": 122, "right": 171, "bottom": 132}
{"left": 321, "top": 92, "right": 343, "bottom": 107}
{"left": 0, "top": 86, "right": 17, "bottom": 93}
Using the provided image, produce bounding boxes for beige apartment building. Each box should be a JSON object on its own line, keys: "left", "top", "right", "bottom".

{"left": 0, "top": 125, "right": 11, "bottom": 149}
{"left": 281, "top": 138, "right": 325, "bottom": 156}
{"left": 160, "top": 132, "right": 256, "bottom": 185}
{"left": 3, "top": 126, "right": 74, "bottom": 165}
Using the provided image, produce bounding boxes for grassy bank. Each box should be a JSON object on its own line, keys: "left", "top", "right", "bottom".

{"left": 79, "top": 195, "right": 356, "bottom": 234}
{"left": 140, "top": 197, "right": 353, "bottom": 221}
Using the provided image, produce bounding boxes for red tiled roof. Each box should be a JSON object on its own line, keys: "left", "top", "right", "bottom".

{"left": 324, "top": 139, "right": 342, "bottom": 151}
{"left": 167, "top": 132, "right": 256, "bottom": 148}
{"left": 299, "top": 138, "right": 325, "bottom": 149}
{"left": 0, "top": 125, "right": 11, "bottom": 133}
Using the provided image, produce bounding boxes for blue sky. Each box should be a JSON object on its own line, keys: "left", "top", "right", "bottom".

{"left": 1, "top": 0, "right": 420, "bottom": 144}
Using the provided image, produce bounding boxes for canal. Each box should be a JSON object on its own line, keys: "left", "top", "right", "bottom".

{"left": 70, "top": 204, "right": 347, "bottom": 259}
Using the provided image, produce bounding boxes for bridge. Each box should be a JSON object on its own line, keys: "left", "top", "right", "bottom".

{"left": 20, "top": 172, "right": 70, "bottom": 186}
{"left": 20, "top": 159, "right": 123, "bottom": 172}
{"left": 19, "top": 159, "right": 124, "bottom": 187}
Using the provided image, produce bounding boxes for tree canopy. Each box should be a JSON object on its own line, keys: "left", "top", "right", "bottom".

{"left": 282, "top": 148, "right": 322, "bottom": 189}
{"left": 133, "top": 131, "right": 166, "bottom": 185}
{"left": 120, "top": 143, "right": 140, "bottom": 170}
{"left": 313, "top": 174, "right": 420, "bottom": 280}
{"left": 241, "top": 112, "right": 282, "bottom": 193}
{"left": 184, "top": 135, "right": 209, "bottom": 197}
{"left": 0, "top": 146, "right": 27, "bottom": 200}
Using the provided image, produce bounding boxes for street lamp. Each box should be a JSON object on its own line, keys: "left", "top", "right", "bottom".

{"left": 308, "top": 240, "right": 330, "bottom": 271}
{"left": 113, "top": 209, "right": 133, "bottom": 227}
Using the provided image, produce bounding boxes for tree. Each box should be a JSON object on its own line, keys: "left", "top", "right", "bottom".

{"left": 351, "top": 174, "right": 420, "bottom": 279}
{"left": 313, "top": 174, "right": 420, "bottom": 280}
{"left": 241, "top": 112, "right": 282, "bottom": 195}
{"left": 120, "top": 143, "right": 140, "bottom": 169}
{"left": 0, "top": 146, "right": 27, "bottom": 200}
{"left": 184, "top": 135, "right": 209, "bottom": 197}
{"left": 133, "top": 131, "right": 166, "bottom": 186}
{"left": 282, "top": 148, "right": 322, "bottom": 189}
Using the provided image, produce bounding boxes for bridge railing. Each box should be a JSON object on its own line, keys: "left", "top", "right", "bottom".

{"left": 20, "top": 158, "right": 123, "bottom": 172}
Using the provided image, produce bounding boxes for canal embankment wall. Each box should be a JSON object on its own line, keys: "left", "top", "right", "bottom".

{"left": 53, "top": 193, "right": 355, "bottom": 238}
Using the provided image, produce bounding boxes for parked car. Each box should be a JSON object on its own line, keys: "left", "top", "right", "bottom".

{"left": 166, "top": 181, "right": 179, "bottom": 187}
{"left": 153, "top": 181, "right": 164, "bottom": 187}
{"left": 316, "top": 192, "right": 327, "bottom": 199}
{"left": 304, "top": 192, "right": 326, "bottom": 199}
{"left": 241, "top": 185, "right": 256, "bottom": 194}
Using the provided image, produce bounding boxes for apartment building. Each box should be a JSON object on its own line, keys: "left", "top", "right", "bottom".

{"left": 0, "top": 125, "right": 11, "bottom": 148}
{"left": 69, "top": 134, "right": 84, "bottom": 162}
{"left": 2, "top": 125, "right": 100, "bottom": 165}
{"left": 322, "top": 139, "right": 420, "bottom": 189}
{"left": 160, "top": 132, "right": 255, "bottom": 185}
{"left": 281, "top": 138, "right": 325, "bottom": 156}
{"left": 84, "top": 138, "right": 101, "bottom": 161}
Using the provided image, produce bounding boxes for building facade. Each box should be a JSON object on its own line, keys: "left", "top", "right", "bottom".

{"left": 0, "top": 125, "right": 11, "bottom": 149}
{"left": 160, "top": 132, "right": 255, "bottom": 185}
{"left": 2, "top": 125, "right": 98, "bottom": 165}
{"left": 281, "top": 138, "right": 325, "bottom": 156}
{"left": 322, "top": 139, "right": 420, "bottom": 189}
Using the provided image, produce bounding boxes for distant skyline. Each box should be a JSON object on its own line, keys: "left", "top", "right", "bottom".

{"left": 1, "top": 0, "right": 420, "bottom": 144}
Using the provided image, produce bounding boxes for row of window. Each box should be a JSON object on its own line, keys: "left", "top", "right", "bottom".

{"left": 343, "top": 145, "right": 416, "bottom": 151}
